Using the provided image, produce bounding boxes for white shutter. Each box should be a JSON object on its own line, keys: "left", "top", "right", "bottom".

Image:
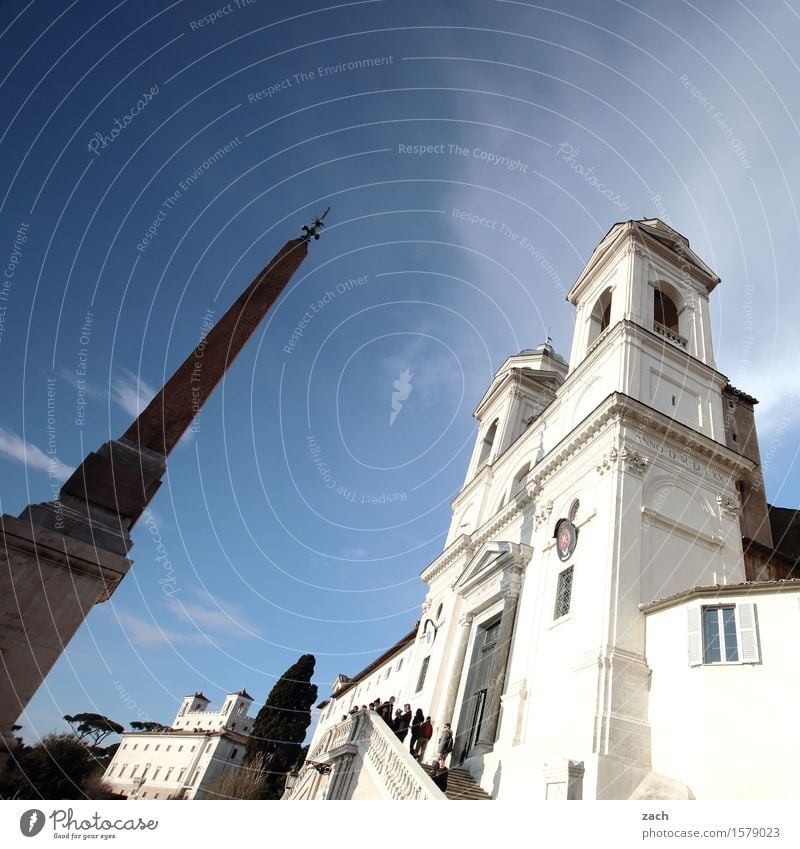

{"left": 687, "top": 606, "right": 703, "bottom": 666}
{"left": 737, "top": 603, "right": 760, "bottom": 663}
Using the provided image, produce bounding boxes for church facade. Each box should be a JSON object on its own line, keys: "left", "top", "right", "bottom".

{"left": 291, "top": 219, "right": 800, "bottom": 801}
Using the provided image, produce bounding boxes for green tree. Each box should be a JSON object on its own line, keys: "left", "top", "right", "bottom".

{"left": 63, "top": 713, "right": 124, "bottom": 747}
{"left": 0, "top": 733, "right": 113, "bottom": 800}
{"left": 245, "top": 654, "right": 317, "bottom": 799}
{"left": 130, "top": 721, "right": 169, "bottom": 732}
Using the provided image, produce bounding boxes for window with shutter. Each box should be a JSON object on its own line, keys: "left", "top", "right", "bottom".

{"left": 689, "top": 603, "right": 760, "bottom": 666}
{"left": 687, "top": 607, "right": 703, "bottom": 666}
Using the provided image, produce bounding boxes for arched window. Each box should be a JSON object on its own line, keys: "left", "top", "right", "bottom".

{"left": 511, "top": 462, "right": 531, "bottom": 498}
{"left": 588, "top": 288, "right": 613, "bottom": 347}
{"left": 568, "top": 498, "right": 580, "bottom": 521}
{"left": 601, "top": 301, "right": 611, "bottom": 332}
{"left": 477, "top": 418, "right": 499, "bottom": 466}
{"left": 654, "top": 288, "right": 679, "bottom": 333}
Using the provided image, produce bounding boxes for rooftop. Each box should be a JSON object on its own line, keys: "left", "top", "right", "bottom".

{"left": 640, "top": 578, "right": 800, "bottom": 613}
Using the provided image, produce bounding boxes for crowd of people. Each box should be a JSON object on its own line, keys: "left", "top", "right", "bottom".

{"left": 341, "top": 696, "right": 455, "bottom": 791}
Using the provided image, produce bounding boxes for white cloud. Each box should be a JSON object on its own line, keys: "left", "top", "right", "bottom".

{"left": 117, "top": 612, "right": 209, "bottom": 648}
{"left": 0, "top": 425, "right": 73, "bottom": 480}
{"left": 168, "top": 589, "right": 261, "bottom": 640}
{"left": 111, "top": 368, "right": 157, "bottom": 418}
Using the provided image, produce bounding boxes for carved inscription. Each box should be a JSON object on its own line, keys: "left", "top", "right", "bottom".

{"left": 632, "top": 433, "right": 727, "bottom": 483}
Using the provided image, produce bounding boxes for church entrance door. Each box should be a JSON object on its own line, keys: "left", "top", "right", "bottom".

{"left": 455, "top": 619, "right": 500, "bottom": 762}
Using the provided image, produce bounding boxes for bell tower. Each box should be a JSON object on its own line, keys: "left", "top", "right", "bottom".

{"left": 566, "top": 219, "right": 725, "bottom": 441}
{"left": 447, "top": 340, "right": 567, "bottom": 545}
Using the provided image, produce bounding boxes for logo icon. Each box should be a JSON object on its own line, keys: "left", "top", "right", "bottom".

{"left": 390, "top": 369, "right": 413, "bottom": 426}
{"left": 556, "top": 519, "right": 577, "bottom": 562}
{"left": 20, "top": 810, "right": 45, "bottom": 837}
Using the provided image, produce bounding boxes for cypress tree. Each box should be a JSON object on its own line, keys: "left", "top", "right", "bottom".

{"left": 245, "top": 654, "right": 317, "bottom": 799}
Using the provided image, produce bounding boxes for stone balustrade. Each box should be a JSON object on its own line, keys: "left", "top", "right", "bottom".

{"left": 290, "top": 710, "right": 445, "bottom": 801}
{"left": 654, "top": 321, "right": 688, "bottom": 348}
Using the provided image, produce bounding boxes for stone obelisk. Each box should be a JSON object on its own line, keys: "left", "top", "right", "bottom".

{"left": 0, "top": 220, "right": 323, "bottom": 758}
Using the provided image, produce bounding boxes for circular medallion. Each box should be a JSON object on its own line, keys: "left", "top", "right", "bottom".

{"left": 556, "top": 519, "right": 577, "bottom": 561}
{"left": 423, "top": 619, "right": 437, "bottom": 646}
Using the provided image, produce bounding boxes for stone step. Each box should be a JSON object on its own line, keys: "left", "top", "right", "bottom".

{"left": 423, "top": 765, "right": 493, "bottom": 801}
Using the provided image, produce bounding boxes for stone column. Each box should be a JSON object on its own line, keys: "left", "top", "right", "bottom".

{"left": 440, "top": 612, "right": 474, "bottom": 725}
{"left": 475, "top": 565, "right": 523, "bottom": 752}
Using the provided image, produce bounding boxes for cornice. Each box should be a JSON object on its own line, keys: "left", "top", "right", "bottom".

{"left": 633, "top": 229, "right": 719, "bottom": 291}
{"left": 569, "top": 318, "right": 728, "bottom": 396}
{"left": 429, "top": 392, "right": 755, "bottom": 586}
{"left": 420, "top": 533, "right": 475, "bottom": 583}
{"left": 641, "top": 578, "right": 800, "bottom": 613}
{"left": 568, "top": 221, "right": 634, "bottom": 303}
{"left": 568, "top": 223, "right": 717, "bottom": 304}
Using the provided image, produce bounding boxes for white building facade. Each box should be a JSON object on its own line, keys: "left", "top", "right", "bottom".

{"left": 293, "top": 219, "right": 800, "bottom": 801}
{"left": 103, "top": 690, "right": 255, "bottom": 799}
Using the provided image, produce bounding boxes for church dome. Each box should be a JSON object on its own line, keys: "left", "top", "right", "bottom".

{"left": 517, "top": 337, "right": 567, "bottom": 365}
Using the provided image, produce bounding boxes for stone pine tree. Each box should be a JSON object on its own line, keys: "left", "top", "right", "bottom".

{"left": 245, "top": 654, "right": 317, "bottom": 800}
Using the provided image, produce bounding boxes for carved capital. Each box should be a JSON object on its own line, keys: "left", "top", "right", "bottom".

{"left": 458, "top": 612, "right": 475, "bottom": 629}
{"left": 620, "top": 445, "right": 649, "bottom": 476}
{"left": 534, "top": 499, "right": 553, "bottom": 530}
{"left": 624, "top": 235, "right": 645, "bottom": 258}
{"left": 717, "top": 493, "right": 740, "bottom": 520}
{"left": 501, "top": 565, "right": 523, "bottom": 599}
{"left": 596, "top": 446, "right": 618, "bottom": 476}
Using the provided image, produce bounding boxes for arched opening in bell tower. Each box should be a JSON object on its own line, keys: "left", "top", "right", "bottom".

{"left": 587, "top": 287, "right": 613, "bottom": 348}
{"left": 654, "top": 287, "right": 680, "bottom": 333}
{"left": 477, "top": 418, "right": 499, "bottom": 467}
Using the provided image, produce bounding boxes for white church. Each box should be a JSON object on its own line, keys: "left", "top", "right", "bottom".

{"left": 288, "top": 219, "right": 800, "bottom": 801}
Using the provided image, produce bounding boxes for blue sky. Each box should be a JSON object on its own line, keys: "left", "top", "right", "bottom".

{"left": 1, "top": 0, "right": 799, "bottom": 740}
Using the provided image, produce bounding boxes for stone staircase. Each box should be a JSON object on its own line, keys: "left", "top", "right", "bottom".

{"left": 423, "top": 764, "right": 493, "bottom": 800}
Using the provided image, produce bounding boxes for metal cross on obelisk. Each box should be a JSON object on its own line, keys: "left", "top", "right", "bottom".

{"left": 0, "top": 214, "right": 329, "bottom": 756}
